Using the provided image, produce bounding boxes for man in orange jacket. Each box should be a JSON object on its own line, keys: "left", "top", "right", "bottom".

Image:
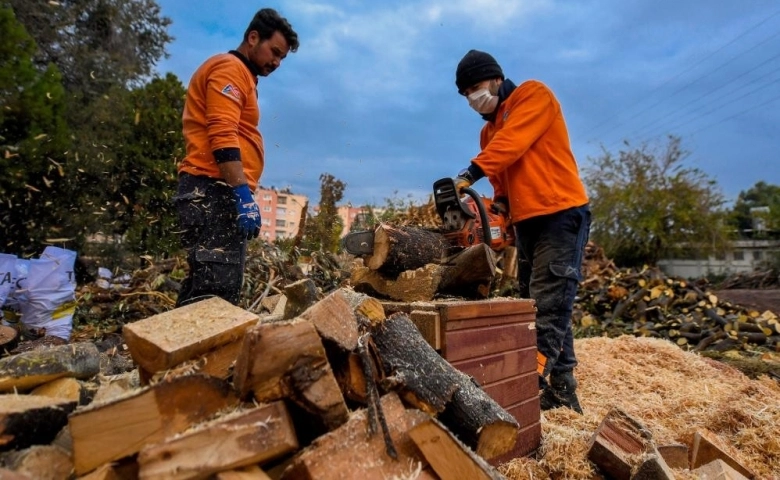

{"left": 174, "top": 8, "right": 299, "bottom": 307}
{"left": 452, "top": 50, "right": 591, "bottom": 413}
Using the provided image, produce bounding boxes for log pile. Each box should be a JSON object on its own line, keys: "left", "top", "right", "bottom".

{"left": 717, "top": 268, "right": 779, "bottom": 289}
{"left": 574, "top": 243, "right": 780, "bottom": 352}
{"left": 0, "top": 286, "right": 519, "bottom": 479}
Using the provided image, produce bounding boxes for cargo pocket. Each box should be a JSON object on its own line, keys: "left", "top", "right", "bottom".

{"left": 547, "top": 262, "right": 581, "bottom": 313}
{"left": 192, "top": 248, "right": 243, "bottom": 304}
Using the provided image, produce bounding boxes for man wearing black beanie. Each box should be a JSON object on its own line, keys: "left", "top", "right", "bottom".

{"left": 452, "top": 50, "right": 591, "bottom": 414}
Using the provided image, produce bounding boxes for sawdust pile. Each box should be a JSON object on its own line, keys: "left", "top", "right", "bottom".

{"left": 499, "top": 335, "right": 780, "bottom": 479}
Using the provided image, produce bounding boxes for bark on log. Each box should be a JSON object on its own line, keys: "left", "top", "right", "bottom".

{"left": 0, "top": 395, "right": 77, "bottom": 451}
{"left": 0, "top": 326, "right": 19, "bottom": 354}
{"left": 366, "top": 224, "right": 450, "bottom": 276}
{"left": 371, "top": 313, "right": 518, "bottom": 458}
{"left": 233, "top": 319, "right": 349, "bottom": 431}
{"left": 437, "top": 244, "right": 496, "bottom": 298}
{"left": 137, "top": 402, "right": 298, "bottom": 480}
{"left": 69, "top": 374, "right": 237, "bottom": 476}
{"left": 0, "top": 343, "right": 100, "bottom": 392}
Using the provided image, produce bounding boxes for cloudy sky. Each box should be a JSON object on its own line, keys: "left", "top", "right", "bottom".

{"left": 155, "top": 0, "right": 779, "bottom": 208}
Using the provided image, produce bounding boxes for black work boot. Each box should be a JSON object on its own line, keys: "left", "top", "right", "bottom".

{"left": 549, "top": 371, "right": 583, "bottom": 414}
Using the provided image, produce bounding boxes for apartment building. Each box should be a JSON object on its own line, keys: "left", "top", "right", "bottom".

{"left": 254, "top": 187, "right": 308, "bottom": 242}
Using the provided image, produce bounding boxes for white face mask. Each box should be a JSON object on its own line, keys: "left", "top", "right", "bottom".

{"left": 467, "top": 88, "right": 499, "bottom": 114}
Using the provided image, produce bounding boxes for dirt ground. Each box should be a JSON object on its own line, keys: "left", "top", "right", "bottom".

{"left": 713, "top": 289, "right": 780, "bottom": 314}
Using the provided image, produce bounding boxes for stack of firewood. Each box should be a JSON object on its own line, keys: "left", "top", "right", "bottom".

{"left": 0, "top": 281, "right": 519, "bottom": 479}
{"left": 575, "top": 243, "right": 780, "bottom": 352}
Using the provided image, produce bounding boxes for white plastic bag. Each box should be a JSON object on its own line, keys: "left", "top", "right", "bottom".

{"left": 18, "top": 246, "right": 77, "bottom": 340}
{"left": 0, "top": 253, "right": 17, "bottom": 310}
{"left": 1, "top": 257, "right": 29, "bottom": 329}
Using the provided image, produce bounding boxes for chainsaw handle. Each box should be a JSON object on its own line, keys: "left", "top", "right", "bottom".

{"left": 460, "top": 186, "right": 492, "bottom": 246}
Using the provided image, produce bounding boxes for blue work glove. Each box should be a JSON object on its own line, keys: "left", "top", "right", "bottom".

{"left": 232, "top": 184, "right": 261, "bottom": 239}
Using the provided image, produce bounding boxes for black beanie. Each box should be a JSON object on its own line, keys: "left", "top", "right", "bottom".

{"left": 455, "top": 50, "right": 504, "bottom": 94}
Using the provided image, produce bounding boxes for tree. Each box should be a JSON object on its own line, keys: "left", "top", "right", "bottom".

{"left": 728, "top": 181, "right": 780, "bottom": 237}
{"left": 0, "top": 6, "right": 73, "bottom": 255}
{"left": 303, "top": 174, "right": 346, "bottom": 253}
{"left": 583, "top": 136, "right": 730, "bottom": 267}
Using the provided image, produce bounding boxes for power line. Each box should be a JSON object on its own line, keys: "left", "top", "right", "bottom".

{"left": 601, "top": 28, "right": 780, "bottom": 145}
{"left": 627, "top": 55, "right": 780, "bottom": 141}
{"left": 577, "top": 7, "right": 780, "bottom": 142}
{"left": 687, "top": 88, "right": 780, "bottom": 136}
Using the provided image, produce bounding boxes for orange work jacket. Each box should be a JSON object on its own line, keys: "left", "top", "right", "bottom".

{"left": 179, "top": 53, "right": 264, "bottom": 190}
{"left": 472, "top": 80, "right": 588, "bottom": 224}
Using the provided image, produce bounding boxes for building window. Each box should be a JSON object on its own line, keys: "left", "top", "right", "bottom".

{"left": 263, "top": 194, "right": 272, "bottom": 201}
{"left": 714, "top": 252, "right": 726, "bottom": 261}
{"left": 733, "top": 251, "right": 744, "bottom": 261}
{"left": 263, "top": 206, "right": 271, "bottom": 212}
{"left": 276, "top": 220, "right": 286, "bottom": 227}
{"left": 277, "top": 197, "right": 287, "bottom": 205}
{"left": 262, "top": 218, "right": 271, "bottom": 225}
{"left": 276, "top": 208, "right": 286, "bottom": 216}
{"left": 753, "top": 251, "right": 763, "bottom": 260}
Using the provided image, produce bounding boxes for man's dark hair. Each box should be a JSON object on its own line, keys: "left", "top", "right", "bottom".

{"left": 244, "top": 8, "right": 299, "bottom": 52}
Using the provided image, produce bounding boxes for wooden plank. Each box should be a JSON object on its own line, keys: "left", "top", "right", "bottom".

{"left": 444, "top": 323, "right": 535, "bottom": 362}
{"left": 0, "top": 395, "right": 77, "bottom": 451}
{"left": 450, "top": 348, "right": 536, "bottom": 386}
{"left": 409, "top": 311, "right": 441, "bottom": 350}
{"left": 504, "top": 396, "right": 541, "bottom": 429}
{"left": 69, "top": 374, "right": 237, "bottom": 476}
{"left": 481, "top": 373, "right": 538, "bottom": 408}
{"left": 123, "top": 296, "right": 258, "bottom": 373}
{"left": 445, "top": 312, "right": 535, "bottom": 331}
{"left": 137, "top": 402, "right": 298, "bottom": 480}
{"left": 409, "top": 417, "right": 504, "bottom": 480}
{"left": 441, "top": 299, "right": 535, "bottom": 322}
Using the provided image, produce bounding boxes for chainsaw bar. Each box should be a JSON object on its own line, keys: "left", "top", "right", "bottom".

{"left": 341, "top": 230, "right": 375, "bottom": 256}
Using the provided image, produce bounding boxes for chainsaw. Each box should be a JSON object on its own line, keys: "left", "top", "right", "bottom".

{"left": 342, "top": 177, "right": 514, "bottom": 256}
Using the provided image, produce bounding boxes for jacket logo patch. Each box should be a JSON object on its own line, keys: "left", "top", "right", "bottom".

{"left": 221, "top": 84, "right": 241, "bottom": 101}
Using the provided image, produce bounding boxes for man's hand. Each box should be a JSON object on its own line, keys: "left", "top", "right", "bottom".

{"left": 453, "top": 175, "right": 472, "bottom": 194}
{"left": 490, "top": 196, "right": 509, "bottom": 215}
{"left": 232, "top": 184, "right": 261, "bottom": 239}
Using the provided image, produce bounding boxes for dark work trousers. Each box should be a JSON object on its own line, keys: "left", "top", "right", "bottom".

{"left": 514, "top": 204, "right": 591, "bottom": 377}
{"left": 174, "top": 173, "right": 246, "bottom": 307}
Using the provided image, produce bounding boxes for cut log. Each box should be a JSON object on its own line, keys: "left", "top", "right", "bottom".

{"left": 437, "top": 244, "right": 496, "bottom": 298}
{"left": 693, "top": 459, "right": 750, "bottom": 480}
{"left": 137, "top": 402, "right": 298, "bottom": 480}
{"left": 332, "top": 352, "right": 367, "bottom": 403}
{"left": 353, "top": 245, "right": 496, "bottom": 302}
{"left": 0, "top": 395, "right": 77, "bottom": 450}
{"left": 586, "top": 407, "right": 655, "bottom": 480}
{"left": 279, "top": 393, "right": 430, "bottom": 480}
{"left": 3, "top": 445, "right": 72, "bottom": 480}
{"left": 30, "top": 377, "right": 83, "bottom": 403}
{"left": 122, "top": 296, "right": 258, "bottom": 374}
{"left": 233, "top": 319, "right": 349, "bottom": 431}
{"left": 297, "top": 289, "right": 358, "bottom": 351}
{"left": 691, "top": 429, "right": 755, "bottom": 479}
{"left": 92, "top": 371, "right": 141, "bottom": 404}
{"left": 409, "top": 416, "right": 504, "bottom": 480}
{"left": 69, "top": 374, "right": 237, "bottom": 475}
{"left": 438, "top": 370, "right": 519, "bottom": 460}
{"left": 371, "top": 313, "right": 518, "bottom": 458}
{"left": 0, "top": 343, "right": 100, "bottom": 392}
{"left": 352, "top": 264, "right": 441, "bottom": 302}
{"left": 282, "top": 279, "right": 320, "bottom": 320}
{"left": 339, "top": 289, "right": 386, "bottom": 325}
{"left": 365, "top": 224, "right": 450, "bottom": 276}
